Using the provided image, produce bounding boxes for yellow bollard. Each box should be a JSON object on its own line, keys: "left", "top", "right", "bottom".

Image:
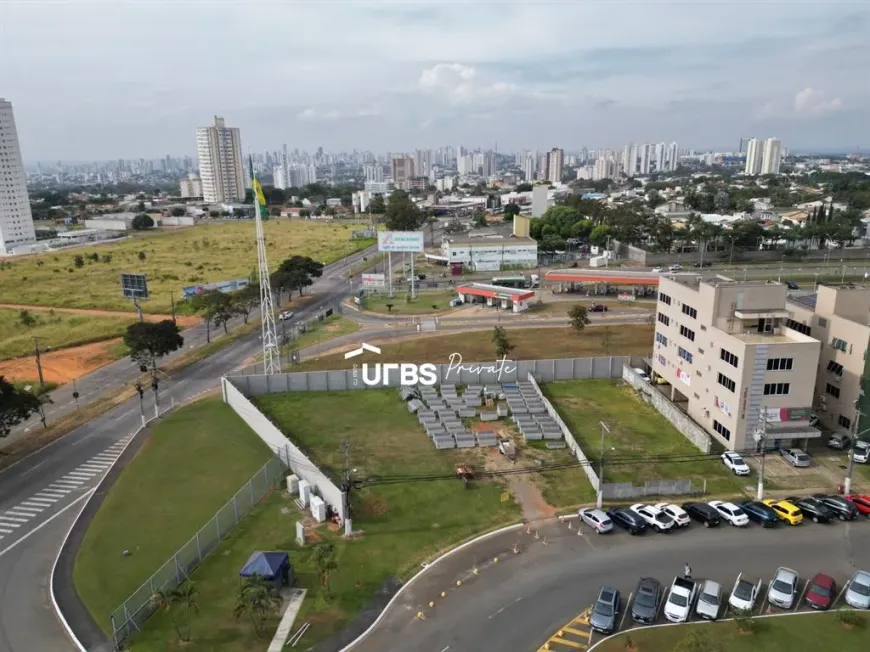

{"left": 493, "top": 556, "right": 499, "bottom": 563}
{"left": 441, "top": 591, "right": 447, "bottom": 598}
{"left": 456, "top": 580, "right": 462, "bottom": 587}
{"left": 417, "top": 611, "right": 425, "bottom": 620}
{"left": 429, "top": 601, "right": 435, "bottom": 608}
{"left": 473, "top": 568, "right": 480, "bottom": 575}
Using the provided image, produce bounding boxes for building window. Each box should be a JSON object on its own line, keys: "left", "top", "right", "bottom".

{"left": 831, "top": 337, "right": 849, "bottom": 353}
{"left": 679, "top": 325, "right": 695, "bottom": 341}
{"left": 713, "top": 420, "right": 731, "bottom": 441}
{"left": 678, "top": 347, "right": 693, "bottom": 363}
{"left": 818, "top": 317, "right": 828, "bottom": 327}
{"left": 826, "top": 360, "right": 844, "bottom": 376}
{"left": 657, "top": 313, "right": 670, "bottom": 327}
{"left": 766, "top": 358, "right": 793, "bottom": 371}
{"left": 825, "top": 383, "right": 841, "bottom": 398}
{"left": 717, "top": 372, "right": 736, "bottom": 392}
{"left": 784, "top": 318, "right": 811, "bottom": 336}
{"left": 838, "top": 415, "right": 852, "bottom": 429}
{"left": 655, "top": 332, "right": 668, "bottom": 346}
{"left": 658, "top": 292, "right": 672, "bottom": 305}
{"left": 720, "top": 348, "right": 739, "bottom": 368}
{"left": 681, "top": 304, "right": 698, "bottom": 319}
{"left": 763, "top": 382, "right": 790, "bottom": 396}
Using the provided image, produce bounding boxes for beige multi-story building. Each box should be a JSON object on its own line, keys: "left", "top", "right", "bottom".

{"left": 652, "top": 276, "right": 821, "bottom": 451}
{"left": 787, "top": 285, "right": 870, "bottom": 434}
{"left": 0, "top": 98, "right": 37, "bottom": 253}
{"left": 390, "top": 154, "right": 416, "bottom": 189}
{"left": 196, "top": 116, "right": 245, "bottom": 204}
{"left": 546, "top": 147, "right": 564, "bottom": 183}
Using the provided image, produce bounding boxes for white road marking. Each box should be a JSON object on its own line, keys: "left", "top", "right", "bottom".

{"left": 45, "top": 487, "right": 71, "bottom": 494}
{"left": 0, "top": 528, "right": 13, "bottom": 534}
{"left": 79, "top": 464, "right": 108, "bottom": 472}
{"left": 0, "top": 490, "right": 94, "bottom": 559}
{"left": 0, "top": 521, "right": 20, "bottom": 528}
{"left": 66, "top": 472, "right": 95, "bottom": 479}
{"left": 619, "top": 592, "right": 633, "bottom": 630}
{"left": 30, "top": 496, "right": 59, "bottom": 503}
{"left": 15, "top": 504, "right": 44, "bottom": 513}
{"left": 5, "top": 509, "right": 37, "bottom": 517}
{"left": 53, "top": 480, "right": 83, "bottom": 486}
{"left": 0, "top": 516, "right": 28, "bottom": 523}
{"left": 22, "top": 500, "right": 52, "bottom": 507}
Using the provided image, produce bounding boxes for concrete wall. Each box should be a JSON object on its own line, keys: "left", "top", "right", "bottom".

{"left": 622, "top": 365, "right": 713, "bottom": 454}
{"left": 160, "top": 216, "right": 196, "bottom": 227}
{"left": 222, "top": 378, "right": 347, "bottom": 520}
{"left": 602, "top": 478, "right": 699, "bottom": 500}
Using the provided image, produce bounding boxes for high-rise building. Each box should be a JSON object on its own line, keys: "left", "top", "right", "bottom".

{"left": 546, "top": 148, "right": 564, "bottom": 183}
{"left": 273, "top": 166, "right": 288, "bottom": 190}
{"left": 179, "top": 174, "right": 203, "bottom": 198}
{"left": 655, "top": 143, "right": 666, "bottom": 172}
{"left": 0, "top": 99, "right": 37, "bottom": 253}
{"left": 593, "top": 151, "right": 617, "bottom": 181}
{"left": 668, "top": 142, "right": 679, "bottom": 172}
{"left": 522, "top": 152, "right": 536, "bottom": 182}
{"left": 639, "top": 144, "right": 651, "bottom": 176}
{"left": 390, "top": 154, "right": 415, "bottom": 188}
{"left": 761, "top": 138, "right": 782, "bottom": 175}
{"left": 196, "top": 116, "right": 245, "bottom": 204}
{"left": 744, "top": 138, "right": 763, "bottom": 175}
{"left": 738, "top": 137, "right": 752, "bottom": 154}
{"left": 364, "top": 164, "right": 383, "bottom": 183}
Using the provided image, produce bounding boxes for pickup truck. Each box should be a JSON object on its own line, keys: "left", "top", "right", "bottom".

{"left": 497, "top": 438, "right": 517, "bottom": 461}
{"left": 664, "top": 576, "right": 697, "bottom": 623}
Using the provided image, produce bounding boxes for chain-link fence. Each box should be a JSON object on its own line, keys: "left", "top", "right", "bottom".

{"left": 109, "top": 455, "right": 287, "bottom": 648}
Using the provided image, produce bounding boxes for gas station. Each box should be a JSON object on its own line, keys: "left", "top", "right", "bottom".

{"left": 544, "top": 268, "right": 669, "bottom": 299}
{"left": 456, "top": 283, "right": 536, "bottom": 313}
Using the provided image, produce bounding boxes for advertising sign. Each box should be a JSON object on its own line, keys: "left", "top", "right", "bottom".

{"left": 715, "top": 396, "right": 733, "bottom": 417}
{"left": 762, "top": 407, "right": 811, "bottom": 423}
{"left": 677, "top": 367, "right": 691, "bottom": 386}
{"left": 378, "top": 230, "right": 424, "bottom": 253}
{"left": 182, "top": 278, "right": 249, "bottom": 298}
{"left": 361, "top": 273, "right": 386, "bottom": 288}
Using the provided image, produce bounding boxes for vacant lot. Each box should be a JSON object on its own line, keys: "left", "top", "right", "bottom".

{"left": 74, "top": 398, "right": 274, "bottom": 634}
{"left": 296, "top": 323, "right": 655, "bottom": 370}
{"left": 362, "top": 289, "right": 459, "bottom": 314}
{"left": 0, "top": 220, "right": 373, "bottom": 313}
{"left": 543, "top": 380, "right": 744, "bottom": 496}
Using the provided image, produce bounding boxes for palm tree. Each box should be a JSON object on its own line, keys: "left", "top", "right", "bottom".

{"left": 173, "top": 581, "right": 199, "bottom": 642}
{"left": 233, "top": 574, "right": 282, "bottom": 638}
{"left": 315, "top": 542, "right": 339, "bottom": 594}
{"left": 149, "top": 589, "right": 183, "bottom": 642}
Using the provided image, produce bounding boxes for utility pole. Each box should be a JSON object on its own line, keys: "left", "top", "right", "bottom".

{"left": 754, "top": 411, "right": 768, "bottom": 500}
{"left": 170, "top": 294, "right": 176, "bottom": 323}
{"left": 596, "top": 421, "right": 611, "bottom": 509}
{"left": 72, "top": 378, "right": 80, "bottom": 412}
{"left": 844, "top": 410, "right": 866, "bottom": 495}
{"left": 341, "top": 441, "right": 353, "bottom": 535}
{"left": 135, "top": 382, "right": 146, "bottom": 427}
{"left": 33, "top": 336, "right": 45, "bottom": 389}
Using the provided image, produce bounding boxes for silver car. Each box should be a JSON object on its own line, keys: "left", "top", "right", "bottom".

{"left": 845, "top": 570, "right": 870, "bottom": 609}
{"left": 695, "top": 579, "right": 722, "bottom": 620}
{"left": 767, "top": 567, "right": 799, "bottom": 609}
{"left": 578, "top": 508, "right": 613, "bottom": 534}
{"left": 780, "top": 448, "right": 811, "bottom": 467}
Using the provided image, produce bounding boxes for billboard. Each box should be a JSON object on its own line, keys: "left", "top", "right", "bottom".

{"left": 182, "top": 278, "right": 249, "bottom": 298}
{"left": 762, "top": 407, "right": 811, "bottom": 423}
{"left": 361, "top": 273, "right": 386, "bottom": 288}
{"left": 120, "top": 273, "right": 148, "bottom": 299}
{"left": 378, "top": 230, "right": 424, "bottom": 253}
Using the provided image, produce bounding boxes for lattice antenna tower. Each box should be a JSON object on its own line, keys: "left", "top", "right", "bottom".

{"left": 251, "top": 156, "right": 281, "bottom": 374}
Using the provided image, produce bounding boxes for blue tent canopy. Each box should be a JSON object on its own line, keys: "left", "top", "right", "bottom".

{"left": 239, "top": 551, "right": 291, "bottom": 582}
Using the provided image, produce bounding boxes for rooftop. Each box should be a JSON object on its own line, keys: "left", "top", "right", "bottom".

{"left": 444, "top": 236, "right": 536, "bottom": 246}
{"left": 788, "top": 292, "right": 818, "bottom": 309}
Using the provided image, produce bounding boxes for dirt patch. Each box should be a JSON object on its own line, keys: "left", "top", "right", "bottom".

{"left": 483, "top": 428, "right": 557, "bottom": 522}
{"left": 0, "top": 338, "right": 122, "bottom": 384}
{"left": 0, "top": 302, "right": 200, "bottom": 327}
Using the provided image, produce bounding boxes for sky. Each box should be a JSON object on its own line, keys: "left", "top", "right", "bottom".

{"left": 2, "top": 0, "right": 870, "bottom": 161}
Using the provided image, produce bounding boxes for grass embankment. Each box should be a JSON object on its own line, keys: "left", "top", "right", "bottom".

{"left": 281, "top": 315, "right": 360, "bottom": 358}
{"left": 295, "top": 323, "right": 655, "bottom": 370}
{"left": 361, "top": 290, "right": 459, "bottom": 315}
{"left": 0, "top": 308, "right": 135, "bottom": 360}
{"left": 542, "top": 380, "right": 745, "bottom": 502}
{"left": 73, "top": 398, "right": 274, "bottom": 632}
{"left": 130, "top": 390, "right": 520, "bottom": 651}
{"left": 0, "top": 220, "right": 373, "bottom": 313}
{"left": 595, "top": 612, "right": 869, "bottom": 652}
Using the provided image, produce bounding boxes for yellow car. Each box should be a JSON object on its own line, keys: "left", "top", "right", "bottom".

{"left": 763, "top": 499, "right": 803, "bottom": 525}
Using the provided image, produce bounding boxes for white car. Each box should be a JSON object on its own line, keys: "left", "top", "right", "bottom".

{"left": 767, "top": 567, "right": 799, "bottom": 609}
{"left": 654, "top": 502, "right": 690, "bottom": 527}
{"left": 708, "top": 500, "right": 749, "bottom": 527}
{"left": 669, "top": 264, "right": 683, "bottom": 272}
{"left": 278, "top": 310, "right": 295, "bottom": 321}
{"left": 632, "top": 368, "right": 651, "bottom": 383}
{"left": 651, "top": 267, "right": 663, "bottom": 273}
{"left": 729, "top": 574, "right": 763, "bottom": 612}
{"left": 695, "top": 579, "right": 722, "bottom": 620}
{"left": 852, "top": 441, "right": 870, "bottom": 464}
{"left": 630, "top": 503, "right": 676, "bottom": 532}
{"left": 578, "top": 508, "right": 614, "bottom": 534}
{"left": 663, "top": 576, "right": 697, "bottom": 623}
{"left": 721, "top": 452, "right": 751, "bottom": 476}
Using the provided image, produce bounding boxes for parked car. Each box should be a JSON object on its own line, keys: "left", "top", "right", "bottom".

{"left": 845, "top": 494, "right": 870, "bottom": 517}
{"left": 763, "top": 499, "right": 804, "bottom": 526}
{"left": 827, "top": 433, "right": 851, "bottom": 450}
{"left": 709, "top": 500, "right": 749, "bottom": 527}
{"left": 786, "top": 280, "right": 800, "bottom": 290}
{"left": 278, "top": 310, "right": 295, "bottom": 321}
{"left": 631, "top": 503, "right": 676, "bottom": 533}
{"left": 780, "top": 448, "right": 812, "bottom": 467}
{"left": 578, "top": 507, "right": 614, "bottom": 533}
{"left": 728, "top": 574, "right": 763, "bottom": 612}
{"left": 692, "top": 261, "right": 712, "bottom": 268}
{"left": 654, "top": 502, "right": 690, "bottom": 527}
{"left": 681, "top": 501, "right": 721, "bottom": 527}
{"left": 589, "top": 586, "right": 621, "bottom": 634}
{"left": 664, "top": 576, "right": 698, "bottom": 623}
{"left": 813, "top": 493, "right": 859, "bottom": 521}
{"left": 805, "top": 573, "right": 836, "bottom": 610}
{"left": 589, "top": 303, "right": 608, "bottom": 312}
{"left": 651, "top": 267, "right": 664, "bottom": 273}
{"left": 631, "top": 577, "right": 662, "bottom": 625}
{"left": 845, "top": 570, "right": 870, "bottom": 609}
{"left": 695, "top": 579, "right": 722, "bottom": 620}
{"left": 767, "top": 567, "right": 799, "bottom": 609}
{"left": 607, "top": 507, "right": 648, "bottom": 535}
{"left": 784, "top": 496, "right": 834, "bottom": 523}
{"left": 738, "top": 500, "right": 779, "bottom": 528}
{"left": 722, "top": 452, "right": 751, "bottom": 476}
{"left": 853, "top": 440, "right": 870, "bottom": 464}
{"left": 669, "top": 264, "right": 683, "bottom": 272}
{"left": 632, "top": 367, "right": 651, "bottom": 382}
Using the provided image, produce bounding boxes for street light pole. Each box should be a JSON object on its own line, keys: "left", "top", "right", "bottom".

{"left": 844, "top": 416, "right": 870, "bottom": 495}
{"left": 754, "top": 411, "right": 768, "bottom": 500}
{"left": 728, "top": 237, "right": 735, "bottom": 268}
{"left": 596, "top": 421, "right": 611, "bottom": 509}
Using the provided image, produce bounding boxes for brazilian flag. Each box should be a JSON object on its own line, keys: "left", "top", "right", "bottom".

{"left": 249, "top": 156, "right": 268, "bottom": 219}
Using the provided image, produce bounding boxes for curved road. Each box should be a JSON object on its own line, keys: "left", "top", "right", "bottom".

{"left": 349, "top": 516, "right": 870, "bottom": 652}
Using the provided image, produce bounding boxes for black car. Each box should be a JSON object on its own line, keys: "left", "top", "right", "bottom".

{"left": 631, "top": 577, "right": 662, "bottom": 624}
{"left": 692, "top": 261, "right": 713, "bottom": 267}
{"left": 785, "top": 496, "right": 834, "bottom": 523}
{"left": 786, "top": 280, "right": 800, "bottom": 290}
{"left": 739, "top": 501, "right": 779, "bottom": 527}
{"left": 681, "top": 501, "right": 721, "bottom": 527}
{"left": 812, "top": 494, "right": 858, "bottom": 521}
{"left": 607, "top": 508, "right": 649, "bottom": 535}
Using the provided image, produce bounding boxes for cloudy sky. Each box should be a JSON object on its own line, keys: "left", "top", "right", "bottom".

{"left": 2, "top": 0, "right": 869, "bottom": 161}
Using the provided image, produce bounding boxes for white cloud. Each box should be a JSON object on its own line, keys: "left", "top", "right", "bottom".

{"left": 298, "top": 108, "right": 317, "bottom": 119}
{"left": 298, "top": 107, "right": 380, "bottom": 121}
{"left": 793, "top": 87, "right": 843, "bottom": 116}
{"left": 418, "top": 63, "right": 516, "bottom": 105}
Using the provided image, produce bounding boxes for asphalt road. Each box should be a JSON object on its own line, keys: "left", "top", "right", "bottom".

{"left": 350, "top": 515, "right": 870, "bottom": 652}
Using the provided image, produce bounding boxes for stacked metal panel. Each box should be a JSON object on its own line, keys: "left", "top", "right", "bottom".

{"left": 505, "top": 382, "right": 564, "bottom": 443}
{"left": 475, "top": 430, "right": 498, "bottom": 447}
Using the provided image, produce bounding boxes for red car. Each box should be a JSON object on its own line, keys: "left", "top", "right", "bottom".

{"left": 805, "top": 573, "right": 837, "bottom": 610}
{"left": 845, "top": 494, "right": 870, "bottom": 517}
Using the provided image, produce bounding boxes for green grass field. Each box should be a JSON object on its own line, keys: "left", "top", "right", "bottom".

{"left": 0, "top": 307, "right": 135, "bottom": 360}
{"left": 542, "top": 380, "right": 745, "bottom": 497}
{"left": 0, "top": 221, "right": 373, "bottom": 313}
{"left": 362, "top": 289, "right": 459, "bottom": 314}
{"left": 73, "top": 397, "right": 274, "bottom": 633}
{"left": 284, "top": 315, "right": 360, "bottom": 356}
{"left": 595, "top": 611, "right": 869, "bottom": 652}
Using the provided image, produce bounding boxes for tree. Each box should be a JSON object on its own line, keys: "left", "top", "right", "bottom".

{"left": 369, "top": 193, "right": 386, "bottom": 216}
{"left": 233, "top": 574, "right": 282, "bottom": 638}
{"left": 314, "top": 542, "right": 338, "bottom": 594}
{"left": 138, "top": 250, "right": 147, "bottom": 261}
{"left": 385, "top": 303, "right": 394, "bottom": 313}
{"left": 132, "top": 213, "right": 155, "bottom": 230}
{"left": 444, "top": 218, "right": 466, "bottom": 234}
{"left": 385, "top": 190, "right": 423, "bottom": 230}
{"left": 568, "top": 305, "right": 590, "bottom": 333}
{"left": 503, "top": 203, "right": 520, "bottom": 221}
{"left": 0, "top": 376, "right": 42, "bottom": 438}
{"left": 190, "top": 290, "right": 231, "bottom": 342}
{"left": 271, "top": 256, "right": 324, "bottom": 299}
{"left": 515, "top": 183, "right": 533, "bottom": 192}
{"left": 173, "top": 582, "right": 199, "bottom": 642}
{"left": 170, "top": 207, "right": 186, "bottom": 217}
{"left": 231, "top": 284, "right": 260, "bottom": 324}
{"left": 299, "top": 209, "right": 311, "bottom": 218}
{"left": 149, "top": 589, "right": 184, "bottom": 642}
{"left": 73, "top": 254, "right": 84, "bottom": 268}
{"left": 646, "top": 189, "right": 665, "bottom": 209}
{"left": 492, "top": 326, "right": 514, "bottom": 358}
{"left": 18, "top": 309, "right": 37, "bottom": 328}
{"left": 123, "top": 320, "right": 184, "bottom": 369}
{"left": 471, "top": 212, "right": 488, "bottom": 228}
{"left": 589, "top": 225, "right": 613, "bottom": 247}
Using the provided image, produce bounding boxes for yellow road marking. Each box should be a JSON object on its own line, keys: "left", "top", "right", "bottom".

{"left": 548, "top": 637, "right": 587, "bottom": 649}
{"left": 562, "top": 626, "right": 590, "bottom": 637}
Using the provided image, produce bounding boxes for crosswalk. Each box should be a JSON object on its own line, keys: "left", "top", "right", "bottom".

{"left": 0, "top": 435, "right": 133, "bottom": 541}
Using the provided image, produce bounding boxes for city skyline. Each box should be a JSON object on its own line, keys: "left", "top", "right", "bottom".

{"left": 2, "top": 2, "right": 869, "bottom": 160}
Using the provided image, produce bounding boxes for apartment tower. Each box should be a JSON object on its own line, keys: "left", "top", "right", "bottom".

{"left": 196, "top": 116, "right": 245, "bottom": 204}
{"left": 0, "top": 98, "right": 37, "bottom": 253}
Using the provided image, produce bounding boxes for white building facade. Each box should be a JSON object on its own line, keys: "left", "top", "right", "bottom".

{"left": 442, "top": 237, "right": 538, "bottom": 271}
{"left": 0, "top": 99, "right": 37, "bottom": 253}
{"left": 196, "top": 116, "right": 245, "bottom": 204}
